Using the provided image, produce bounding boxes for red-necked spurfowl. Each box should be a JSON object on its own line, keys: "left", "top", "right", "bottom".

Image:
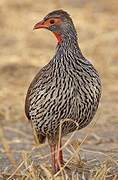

{"left": 25, "top": 10, "right": 101, "bottom": 173}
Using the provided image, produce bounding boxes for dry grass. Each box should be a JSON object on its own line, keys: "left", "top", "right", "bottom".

{"left": 0, "top": 0, "right": 118, "bottom": 179}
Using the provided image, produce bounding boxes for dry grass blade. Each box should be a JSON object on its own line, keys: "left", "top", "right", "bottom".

{"left": 91, "top": 164, "right": 108, "bottom": 180}
{"left": 7, "top": 161, "right": 24, "bottom": 180}
{"left": 81, "top": 148, "right": 118, "bottom": 166}
{"left": 4, "top": 127, "right": 32, "bottom": 139}
{"left": 54, "top": 113, "right": 101, "bottom": 177}
{"left": 0, "top": 128, "right": 17, "bottom": 168}
{"left": 112, "top": 175, "right": 118, "bottom": 180}
{"left": 40, "top": 165, "right": 52, "bottom": 179}
{"left": 7, "top": 150, "right": 32, "bottom": 180}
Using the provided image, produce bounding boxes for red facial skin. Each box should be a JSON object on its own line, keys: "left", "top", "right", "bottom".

{"left": 53, "top": 32, "right": 62, "bottom": 44}
{"left": 33, "top": 18, "right": 62, "bottom": 44}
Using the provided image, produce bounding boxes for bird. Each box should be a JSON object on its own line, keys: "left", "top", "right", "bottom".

{"left": 25, "top": 9, "right": 101, "bottom": 173}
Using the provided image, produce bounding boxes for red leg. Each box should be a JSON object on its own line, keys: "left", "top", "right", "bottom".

{"left": 57, "top": 140, "right": 64, "bottom": 166}
{"left": 50, "top": 144, "right": 57, "bottom": 173}
{"left": 50, "top": 141, "right": 64, "bottom": 173}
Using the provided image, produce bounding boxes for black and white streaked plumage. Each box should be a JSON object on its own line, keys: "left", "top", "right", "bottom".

{"left": 25, "top": 10, "right": 101, "bottom": 173}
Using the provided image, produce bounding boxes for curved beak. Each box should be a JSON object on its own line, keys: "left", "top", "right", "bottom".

{"left": 33, "top": 20, "right": 48, "bottom": 30}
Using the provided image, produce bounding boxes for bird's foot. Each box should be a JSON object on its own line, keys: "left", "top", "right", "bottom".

{"left": 53, "top": 160, "right": 64, "bottom": 174}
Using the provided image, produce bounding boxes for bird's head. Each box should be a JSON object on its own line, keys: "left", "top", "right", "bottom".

{"left": 33, "top": 10, "right": 77, "bottom": 44}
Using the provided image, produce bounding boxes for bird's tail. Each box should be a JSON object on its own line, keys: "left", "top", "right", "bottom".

{"left": 31, "top": 122, "right": 46, "bottom": 144}
{"left": 34, "top": 132, "right": 46, "bottom": 144}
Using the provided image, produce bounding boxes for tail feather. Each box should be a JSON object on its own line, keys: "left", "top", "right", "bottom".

{"left": 34, "top": 133, "right": 46, "bottom": 144}
{"left": 31, "top": 122, "right": 46, "bottom": 144}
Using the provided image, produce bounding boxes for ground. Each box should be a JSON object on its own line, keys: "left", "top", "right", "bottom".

{"left": 0, "top": 0, "right": 118, "bottom": 179}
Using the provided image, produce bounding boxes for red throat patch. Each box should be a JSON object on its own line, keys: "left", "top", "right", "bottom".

{"left": 53, "top": 32, "right": 62, "bottom": 44}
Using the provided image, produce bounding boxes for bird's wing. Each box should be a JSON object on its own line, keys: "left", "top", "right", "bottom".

{"left": 25, "top": 61, "right": 53, "bottom": 120}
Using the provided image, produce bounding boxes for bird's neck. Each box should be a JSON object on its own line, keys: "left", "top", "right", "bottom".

{"left": 56, "top": 33, "right": 84, "bottom": 60}
{"left": 51, "top": 38, "right": 85, "bottom": 74}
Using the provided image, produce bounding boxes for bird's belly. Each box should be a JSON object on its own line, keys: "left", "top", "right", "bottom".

{"left": 29, "top": 73, "right": 101, "bottom": 138}
{"left": 30, "top": 92, "right": 100, "bottom": 138}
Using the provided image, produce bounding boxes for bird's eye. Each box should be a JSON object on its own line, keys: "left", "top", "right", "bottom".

{"left": 50, "top": 19, "right": 55, "bottom": 24}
